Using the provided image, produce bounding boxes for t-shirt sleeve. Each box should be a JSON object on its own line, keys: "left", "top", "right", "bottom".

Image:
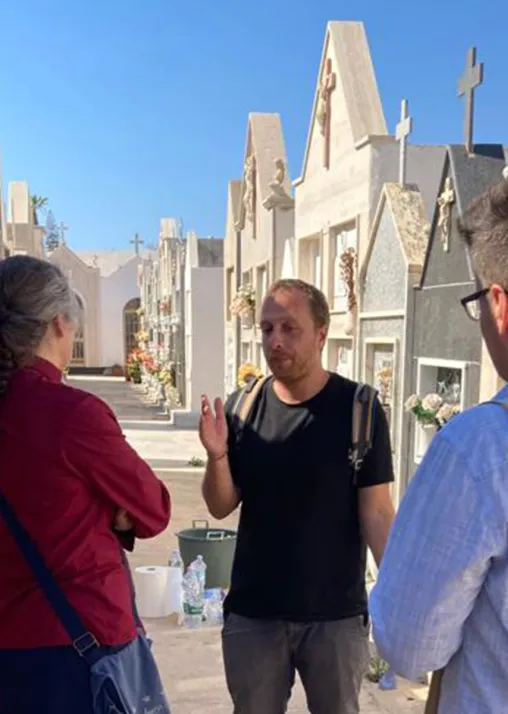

{"left": 357, "top": 396, "right": 394, "bottom": 488}
{"left": 224, "top": 390, "right": 243, "bottom": 489}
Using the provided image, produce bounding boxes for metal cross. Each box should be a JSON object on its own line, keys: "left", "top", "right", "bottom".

{"left": 59, "top": 222, "right": 69, "bottom": 245}
{"left": 130, "top": 232, "right": 144, "bottom": 255}
{"left": 457, "top": 47, "right": 484, "bottom": 156}
{"left": 395, "top": 99, "right": 413, "bottom": 186}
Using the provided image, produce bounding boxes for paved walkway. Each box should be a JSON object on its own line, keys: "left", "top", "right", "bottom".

{"left": 71, "top": 376, "right": 427, "bottom": 714}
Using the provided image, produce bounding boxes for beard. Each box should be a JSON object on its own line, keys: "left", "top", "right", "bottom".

{"left": 267, "top": 351, "right": 310, "bottom": 383}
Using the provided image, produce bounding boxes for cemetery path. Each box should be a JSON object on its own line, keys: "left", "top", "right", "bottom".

{"left": 70, "top": 376, "right": 426, "bottom": 714}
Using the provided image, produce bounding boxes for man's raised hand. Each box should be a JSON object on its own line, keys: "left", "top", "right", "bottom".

{"left": 199, "top": 394, "right": 228, "bottom": 460}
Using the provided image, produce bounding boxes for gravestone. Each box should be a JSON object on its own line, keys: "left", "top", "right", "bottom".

{"left": 409, "top": 144, "right": 506, "bottom": 483}
{"left": 359, "top": 183, "right": 429, "bottom": 502}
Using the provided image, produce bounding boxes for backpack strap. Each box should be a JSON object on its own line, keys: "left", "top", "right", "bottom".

{"left": 230, "top": 375, "right": 270, "bottom": 425}
{"left": 349, "top": 383, "right": 378, "bottom": 485}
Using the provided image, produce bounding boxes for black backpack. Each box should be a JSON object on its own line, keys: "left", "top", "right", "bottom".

{"left": 229, "top": 375, "right": 378, "bottom": 484}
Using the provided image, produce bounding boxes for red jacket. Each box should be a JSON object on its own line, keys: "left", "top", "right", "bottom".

{"left": 0, "top": 358, "right": 171, "bottom": 649}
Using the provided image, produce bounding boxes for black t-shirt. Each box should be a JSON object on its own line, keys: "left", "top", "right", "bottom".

{"left": 223, "top": 373, "right": 394, "bottom": 622}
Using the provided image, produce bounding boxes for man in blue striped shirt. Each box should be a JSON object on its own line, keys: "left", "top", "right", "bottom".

{"left": 370, "top": 169, "right": 508, "bottom": 714}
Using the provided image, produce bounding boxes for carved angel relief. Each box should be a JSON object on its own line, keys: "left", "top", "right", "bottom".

{"left": 243, "top": 155, "right": 256, "bottom": 223}
{"left": 270, "top": 158, "right": 285, "bottom": 188}
{"left": 263, "top": 158, "right": 294, "bottom": 211}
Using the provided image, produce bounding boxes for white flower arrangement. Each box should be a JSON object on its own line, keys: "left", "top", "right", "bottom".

{"left": 230, "top": 284, "right": 256, "bottom": 318}
{"left": 164, "top": 384, "right": 181, "bottom": 408}
{"left": 421, "top": 393, "right": 443, "bottom": 412}
{"left": 405, "top": 394, "right": 420, "bottom": 411}
{"left": 405, "top": 392, "right": 460, "bottom": 429}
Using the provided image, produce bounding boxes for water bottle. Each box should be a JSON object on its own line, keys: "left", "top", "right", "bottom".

{"left": 167, "top": 550, "right": 184, "bottom": 620}
{"left": 182, "top": 569, "right": 203, "bottom": 629}
{"left": 204, "top": 588, "right": 224, "bottom": 626}
{"left": 169, "top": 548, "right": 184, "bottom": 570}
{"left": 189, "top": 555, "right": 207, "bottom": 592}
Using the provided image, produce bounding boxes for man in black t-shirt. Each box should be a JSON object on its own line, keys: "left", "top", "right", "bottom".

{"left": 200, "top": 279, "right": 395, "bottom": 714}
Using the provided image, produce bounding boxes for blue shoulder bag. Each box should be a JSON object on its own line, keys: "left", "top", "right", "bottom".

{"left": 0, "top": 489, "right": 172, "bottom": 714}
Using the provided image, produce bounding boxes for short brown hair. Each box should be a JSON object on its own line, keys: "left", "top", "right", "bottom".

{"left": 265, "top": 278, "right": 330, "bottom": 329}
{"left": 458, "top": 174, "right": 508, "bottom": 289}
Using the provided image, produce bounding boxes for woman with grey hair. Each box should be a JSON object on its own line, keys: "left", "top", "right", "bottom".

{"left": 0, "top": 256, "right": 171, "bottom": 713}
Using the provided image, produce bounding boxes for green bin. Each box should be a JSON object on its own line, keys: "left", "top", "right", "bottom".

{"left": 176, "top": 520, "right": 237, "bottom": 589}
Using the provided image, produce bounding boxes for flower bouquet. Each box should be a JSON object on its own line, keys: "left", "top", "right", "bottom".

{"left": 405, "top": 393, "right": 460, "bottom": 429}
{"left": 237, "top": 362, "right": 263, "bottom": 388}
{"left": 126, "top": 347, "right": 147, "bottom": 383}
{"left": 376, "top": 365, "right": 393, "bottom": 405}
{"left": 158, "top": 363, "right": 174, "bottom": 386}
{"left": 159, "top": 298, "right": 171, "bottom": 315}
{"left": 339, "top": 247, "right": 357, "bottom": 336}
{"left": 230, "top": 284, "right": 256, "bottom": 319}
{"left": 135, "top": 329, "right": 149, "bottom": 347}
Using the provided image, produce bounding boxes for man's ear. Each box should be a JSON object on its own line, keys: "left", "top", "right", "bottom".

{"left": 318, "top": 325, "right": 328, "bottom": 350}
{"left": 490, "top": 284, "right": 508, "bottom": 334}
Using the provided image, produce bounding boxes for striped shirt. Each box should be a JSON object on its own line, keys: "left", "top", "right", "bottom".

{"left": 370, "top": 385, "right": 508, "bottom": 714}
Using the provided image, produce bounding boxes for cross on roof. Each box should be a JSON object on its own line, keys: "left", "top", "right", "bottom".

{"left": 130, "top": 232, "right": 144, "bottom": 255}
{"left": 317, "top": 58, "right": 336, "bottom": 170}
{"left": 59, "top": 222, "right": 69, "bottom": 245}
{"left": 395, "top": 99, "right": 413, "bottom": 186}
{"left": 457, "top": 47, "right": 484, "bottom": 156}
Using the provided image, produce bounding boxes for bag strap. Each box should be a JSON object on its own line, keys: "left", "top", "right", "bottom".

{"left": 231, "top": 375, "right": 270, "bottom": 424}
{"left": 424, "top": 669, "right": 444, "bottom": 714}
{"left": 349, "top": 383, "right": 377, "bottom": 485}
{"left": 0, "top": 489, "right": 99, "bottom": 660}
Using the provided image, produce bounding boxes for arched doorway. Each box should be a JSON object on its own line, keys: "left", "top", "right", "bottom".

{"left": 71, "top": 292, "right": 86, "bottom": 365}
{"left": 123, "top": 297, "right": 141, "bottom": 363}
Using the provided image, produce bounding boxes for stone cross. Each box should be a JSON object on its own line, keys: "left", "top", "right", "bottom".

{"left": 395, "top": 99, "right": 413, "bottom": 186}
{"left": 130, "top": 232, "right": 144, "bottom": 255}
{"left": 437, "top": 176, "right": 455, "bottom": 252}
{"left": 59, "top": 222, "right": 69, "bottom": 245}
{"left": 316, "top": 58, "right": 336, "bottom": 170}
{"left": 457, "top": 47, "right": 484, "bottom": 156}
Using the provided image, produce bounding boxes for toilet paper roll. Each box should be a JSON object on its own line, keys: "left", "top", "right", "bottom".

{"left": 135, "top": 565, "right": 170, "bottom": 619}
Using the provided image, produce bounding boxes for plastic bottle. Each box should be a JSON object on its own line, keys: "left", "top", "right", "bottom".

{"left": 204, "top": 588, "right": 224, "bottom": 626}
{"left": 167, "top": 550, "right": 184, "bottom": 620}
{"left": 189, "top": 555, "right": 207, "bottom": 592}
{"left": 182, "top": 569, "right": 203, "bottom": 629}
{"left": 169, "top": 548, "right": 184, "bottom": 570}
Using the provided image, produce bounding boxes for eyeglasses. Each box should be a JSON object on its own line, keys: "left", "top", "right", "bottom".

{"left": 461, "top": 288, "right": 489, "bottom": 321}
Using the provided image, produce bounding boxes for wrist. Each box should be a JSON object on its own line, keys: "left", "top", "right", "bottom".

{"left": 207, "top": 450, "right": 227, "bottom": 462}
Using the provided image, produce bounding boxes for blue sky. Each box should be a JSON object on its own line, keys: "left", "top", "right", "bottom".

{"left": 0, "top": 0, "right": 506, "bottom": 251}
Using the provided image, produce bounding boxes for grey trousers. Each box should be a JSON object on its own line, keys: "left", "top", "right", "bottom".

{"left": 222, "top": 613, "right": 370, "bottom": 714}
